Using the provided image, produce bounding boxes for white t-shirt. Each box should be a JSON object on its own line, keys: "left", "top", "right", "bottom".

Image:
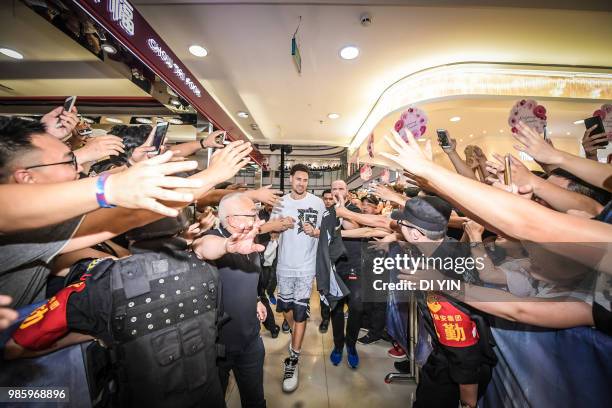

{"left": 275, "top": 192, "right": 326, "bottom": 278}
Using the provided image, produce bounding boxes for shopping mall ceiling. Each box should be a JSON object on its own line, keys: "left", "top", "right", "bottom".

{"left": 1, "top": 0, "right": 611, "bottom": 146}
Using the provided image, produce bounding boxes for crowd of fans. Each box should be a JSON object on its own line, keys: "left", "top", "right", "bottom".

{"left": 0, "top": 102, "right": 610, "bottom": 408}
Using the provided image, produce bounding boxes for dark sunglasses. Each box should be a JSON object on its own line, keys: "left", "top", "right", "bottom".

{"left": 25, "top": 151, "right": 78, "bottom": 171}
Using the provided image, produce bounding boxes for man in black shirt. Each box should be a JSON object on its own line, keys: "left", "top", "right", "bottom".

{"left": 328, "top": 181, "right": 364, "bottom": 369}
{"left": 193, "top": 193, "right": 268, "bottom": 408}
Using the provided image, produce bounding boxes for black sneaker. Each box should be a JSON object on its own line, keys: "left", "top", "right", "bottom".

{"left": 357, "top": 333, "right": 382, "bottom": 345}
{"left": 394, "top": 359, "right": 411, "bottom": 374}
{"left": 270, "top": 324, "right": 280, "bottom": 339}
{"left": 282, "top": 319, "right": 291, "bottom": 333}
{"left": 319, "top": 319, "right": 329, "bottom": 333}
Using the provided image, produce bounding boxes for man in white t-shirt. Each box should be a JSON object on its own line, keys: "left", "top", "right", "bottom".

{"left": 275, "top": 164, "right": 326, "bottom": 393}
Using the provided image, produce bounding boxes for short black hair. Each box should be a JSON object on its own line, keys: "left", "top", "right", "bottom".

{"left": 0, "top": 116, "right": 47, "bottom": 181}
{"left": 290, "top": 163, "right": 309, "bottom": 176}
{"left": 109, "top": 124, "right": 152, "bottom": 156}
{"left": 550, "top": 168, "right": 610, "bottom": 205}
{"left": 361, "top": 194, "right": 380, "bottom": 206}
{"left": 322, "top": 189, "right": 332, "bottom": 195}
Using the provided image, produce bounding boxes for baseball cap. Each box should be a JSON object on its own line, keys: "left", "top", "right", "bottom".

{"left": 391, "top": 196, "right": 452, "bottom": 233}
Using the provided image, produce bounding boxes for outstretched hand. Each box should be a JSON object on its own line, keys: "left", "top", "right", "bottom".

{"left": 225, "top": 219, "right": 266, "bottom": 254}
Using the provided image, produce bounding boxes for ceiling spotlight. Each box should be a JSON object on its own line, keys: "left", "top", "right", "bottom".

{"left": 0, "top": 47, "right": 24, "bottom": 60}
{"left": 566, "top": 131, "right": 571, "bottom": 136}
{"left": 482, "top": 130, "right": 487, "bottom": 134}
{"left": 105, "top": 117, "right": 123, "bottom": 124}
{"left": 459, "top": 139, "right": 463, "bottom": 142}
{"left": 167, "top": 118, "right": 183, "bottom": 125}
{"left": 499, "top": 129, "right": 504, "bottom": 133}
{"left": 135, "top": 117, "right": 153, "bottom": 124}
{"left": 339, "top": 45, "right": 359, "bottom": 60}
{"left": 170, "top": 99, "right": 181, "bottom": 106}
{"left": 327, "top": 113, "right": 340, "bottom": 119}
{"left": 101, "top": 44, "right": 117, "bottom": 54}
{"left": 450, "top": 116, "right": 461, "bottom": 122}
{"left": 189, "top": 45, "right": 208, "bottom": 57}
{"left": 573, "top": 120, "right": 584, "bottom": 125}
{"left": 237, "top": 111, "right": 249, "bottom": 118}
{"left": 469, "top": 134, "right": 473, "bottom": 138}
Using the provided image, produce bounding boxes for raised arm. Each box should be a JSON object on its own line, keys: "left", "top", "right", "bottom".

{"left": 513, "top": 121, "right": 612, "bottom": 192}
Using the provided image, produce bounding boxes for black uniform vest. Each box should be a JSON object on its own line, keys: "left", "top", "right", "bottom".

{"left": 101, "top": 240, "right": 223, "bottom": 407}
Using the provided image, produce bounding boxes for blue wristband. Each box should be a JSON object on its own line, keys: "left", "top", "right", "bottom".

{"left": 96, "top": 174, "right": 116, "bottom": 208}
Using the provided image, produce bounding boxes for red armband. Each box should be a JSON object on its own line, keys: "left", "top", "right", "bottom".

{"left": 12, "top": 281, "right": 86, "bottom": 350}
{"left": 426, "top": 293, "right": 479, "bottom": 348}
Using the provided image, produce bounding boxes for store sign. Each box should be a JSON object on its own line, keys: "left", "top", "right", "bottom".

{"left": 75, "top": 0, "right": 263, "bottom": 163}
{"left": 147, "top": 39, "right": 201, "bottom": 97}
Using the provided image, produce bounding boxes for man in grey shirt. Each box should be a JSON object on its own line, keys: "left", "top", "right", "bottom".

{"left": 0, "top": 216, "right": 83, "bottom": 308}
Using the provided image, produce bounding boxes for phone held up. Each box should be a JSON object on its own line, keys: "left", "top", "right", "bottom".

{"left": 436, "top": 129, "right": 452, "bottom": 149}
{"left": 584, "top": 116, "right": 609, "bottom": 148}
{"left": 56, "top": 96, "right": 76, "bottom": 128}
{"left": 152, "top": 121, "right": 169, "bottom": 155}
{"left": 503, "top": 154, "right": 512, "bottom": 186}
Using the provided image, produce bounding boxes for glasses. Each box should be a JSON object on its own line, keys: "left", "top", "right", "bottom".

{"left": 396, "top": 219, "right": 424, "bottom": 235}
{"left": 226, "top": 213, "right": 258, "bottom": 227}
{"left": 25, "top": 151, "right": 78, "bottom": 171}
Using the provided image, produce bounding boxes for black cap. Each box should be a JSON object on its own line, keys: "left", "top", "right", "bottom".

{"left": 391, "top": 196, "right": 452, "bottom": 232}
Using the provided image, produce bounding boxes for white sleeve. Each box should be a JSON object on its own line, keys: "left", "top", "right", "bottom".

{"left": 317, "top": 199, "right": 326, "bottom": 228}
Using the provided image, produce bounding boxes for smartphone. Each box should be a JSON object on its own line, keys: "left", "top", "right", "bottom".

{"left": 436, "top": 129, "right": 452, "bottom": 149}
{"left": 56, "top": 96, "right": 76, "bottom": 127}
{"left": 584, "top": 116, "right": 608, "bottom": 148}
{"left": 152, "top": 121, "right": 169, "bottom": 154}
{"left": 503, "top": 154, "right": 512, "bottom": 186}
{"left": 215, "top": 131, "right": 227, "bottom": 146}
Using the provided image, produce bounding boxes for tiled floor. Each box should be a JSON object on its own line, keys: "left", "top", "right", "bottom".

{"left": 225, "top": 290, "right": 416, "bottom": 408}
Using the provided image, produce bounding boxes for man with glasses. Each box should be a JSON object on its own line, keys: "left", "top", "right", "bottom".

{"left": 193, "top": 193, "right": 269, "bottom": 407}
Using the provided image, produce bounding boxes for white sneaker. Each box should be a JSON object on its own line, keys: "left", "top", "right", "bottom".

{"left": 282, "top": 357, "right": 299, "bottom": 393}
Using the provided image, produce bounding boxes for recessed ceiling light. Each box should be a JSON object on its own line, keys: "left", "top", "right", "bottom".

{"left": 450, "top": 116, "right": 461, "bottom": 122}
{"left": 237, "top": 111, "right": 249, "bottom": 118}
{"left": 0, "top": 47, "right": 24, "bottom": 60}
{"left": 106, "top": 117, "right": 123, "bottom": 124}
{"left": 339, "top": 45, "right": 359, "bottom": 60}
{"left": 170, "top": 99, "right": 181, "bottom": 106}
{"left": 327, "top": 113, "right": 340, "bottom": 119}
{"left": 101, "top": 44, "right": 117, "bottom": 54}
{"left": 573, "top": 120, "right": 584, "bottom": 125}
{"left": 135, "top": 117, "right": 152, "bottom": 124}
{"left": 482, "top": 130, "right": 487, "bottom": 134}
{"left": 469, "top": 134, "right": 473, "bottom": 138}
{"left": 189, "top": 45, "right": 208, "bottom": 57}
{"left": 459, "top": 138, "right": 463, "bottom": 142}
{"left": 167, "top": 118, "right": 183, "bottom": 125}
{"left": 566, "top": 131, "right": 571, "bottom": 136}
{"left": 499, "top": 129, "right": 504, "bottom": 133}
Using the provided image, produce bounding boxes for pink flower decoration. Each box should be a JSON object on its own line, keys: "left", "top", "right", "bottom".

{"left": 519, "top": 100, "right": 526, "bottom": 105}
{"left": 419, "top": 118, "right": 425, "bottom": 123}
{"left": 408, "top": 108, "right": 414, "bottom": 112}
{"left": 511, "top": 118, "right": 516, "bottom": 124}
{"left": 420, "top": 126, "right": 427, "bottom": 135}
{"left": 593, "top": 109, "right": 606, "bottom": 119}
{"left": 533, "top": 105, "right": 547, "bottom": 119}
{"left": 511, "top": 127, "right": 518, "bottom": 133}
{"left": 394, "top": 119, "right": 404, "bottom": 132}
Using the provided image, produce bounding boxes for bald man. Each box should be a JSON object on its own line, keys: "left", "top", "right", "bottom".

{"left": 194, "top": 193, "right": 268, "bottom": 407}
{"left": 328, "top": 179, "right": 365, "bottom": 369}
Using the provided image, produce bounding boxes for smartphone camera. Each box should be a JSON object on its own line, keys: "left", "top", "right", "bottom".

{"left": 152, "top": 122, "right": 169, "bottom": 154}
{"left": 436, "top": 129, "right": 452, "bottom": 149}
